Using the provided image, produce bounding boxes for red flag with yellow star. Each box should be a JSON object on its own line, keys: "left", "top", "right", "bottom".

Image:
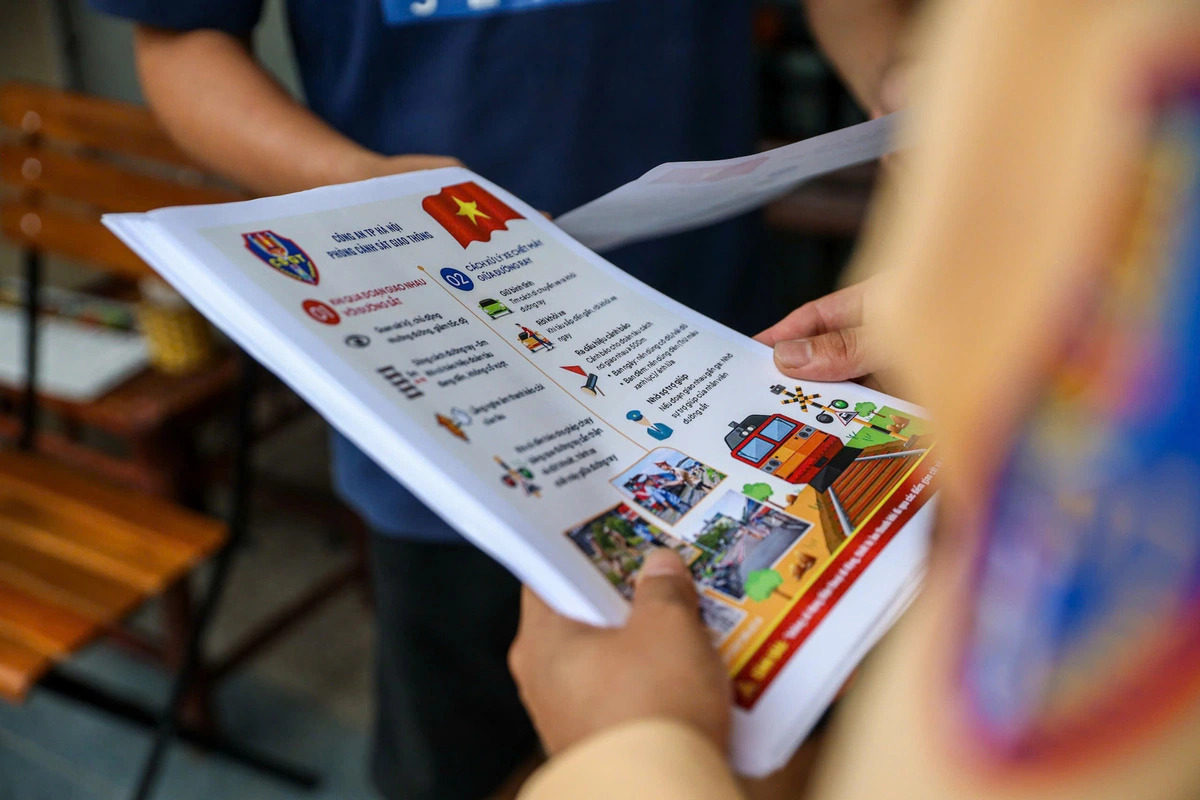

{"left": 421, "top": 182, "right": 523, "bottom": 248}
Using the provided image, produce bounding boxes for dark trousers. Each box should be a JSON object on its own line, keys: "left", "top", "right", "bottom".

{"left": 368, "top": 534, "right": 538, "bottom": 800}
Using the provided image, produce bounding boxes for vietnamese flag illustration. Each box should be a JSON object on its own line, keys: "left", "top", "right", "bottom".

{"left": 422, "top": 182, "right": 524, "bottom": 248}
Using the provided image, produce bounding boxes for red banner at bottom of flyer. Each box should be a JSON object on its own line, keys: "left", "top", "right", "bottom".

{"left": 733, "top": 455, "right": 941, "bottom": 709}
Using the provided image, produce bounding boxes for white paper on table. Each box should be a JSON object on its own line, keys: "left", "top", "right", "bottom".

{"left": 557, "top": 113, "right": 904, "bottom": 252}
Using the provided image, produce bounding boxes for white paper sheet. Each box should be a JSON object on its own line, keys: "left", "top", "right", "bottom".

{"left": 0, "top": 307, "right": 148, "bottom": 402}
{"left": 557, "top": 114, "right": 903, "bottom": 252}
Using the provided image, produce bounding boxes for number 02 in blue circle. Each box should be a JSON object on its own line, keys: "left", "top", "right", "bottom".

{"left": 440, "top": 268, "right": 474, "bottom": 291}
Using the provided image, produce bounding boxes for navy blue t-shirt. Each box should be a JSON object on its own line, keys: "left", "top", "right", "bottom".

{"left": 93, "top": 0, "right": 762, "bottom": 540}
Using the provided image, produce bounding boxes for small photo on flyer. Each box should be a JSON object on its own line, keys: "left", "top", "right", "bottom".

{"left": 610, "top": 447, "right": 726, "bottom": 524}
{"left": 688, "top": 491, "right": 813, "bottom": 601}
{"left": 564, "top": 503, "right": 704, "bottom": 599}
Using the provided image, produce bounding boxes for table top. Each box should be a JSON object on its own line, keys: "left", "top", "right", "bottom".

{"left": 0, "top": 350, "right": 240, "bottom": 437}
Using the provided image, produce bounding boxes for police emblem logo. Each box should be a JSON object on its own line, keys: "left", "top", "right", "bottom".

{"left": 243, "top": 231, "right": 319, "bottom": 285}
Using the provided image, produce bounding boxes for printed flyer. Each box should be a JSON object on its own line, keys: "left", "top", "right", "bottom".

{"left": 105, "top": 168, "right": 938, "bottom": 776}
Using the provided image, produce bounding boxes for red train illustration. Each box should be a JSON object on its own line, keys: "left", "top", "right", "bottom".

{"left": 725, "top": 413, "right": 861, "bottom": 490}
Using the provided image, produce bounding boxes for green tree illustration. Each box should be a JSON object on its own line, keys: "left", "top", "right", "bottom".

{"left": 742, "top": 482, "right": 774, "bottom": 502}
{"left": 745, "top": 569, "right": 794, "bottom": 602}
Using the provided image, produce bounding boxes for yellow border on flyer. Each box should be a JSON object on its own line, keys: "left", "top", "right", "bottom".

{"left": 726, "top": 446, "right": 937, "bottom": 676}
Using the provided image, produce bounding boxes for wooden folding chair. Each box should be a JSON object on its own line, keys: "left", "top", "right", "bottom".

{"left": 0, "top": 82, "right": 323, "bottom": 797}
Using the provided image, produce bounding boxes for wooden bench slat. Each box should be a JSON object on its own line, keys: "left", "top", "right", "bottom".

{"left": 0, "top": 631, "right": 50, "bottom": 703}
{"left": 0, "top": 489, "right": 201, "bottom": 563}
{"left": 0, "top": 82, "right": 196, "bottom": 168}
{"left": 0, "top": 580, "right": 97, "bottom": 658}
{"left": 0, "top": 142, "right": 245, "bottom": 213}
{"left": 0, "top": 200, "right": 154, "bottom": 278}
{"left": 0, "top": 499, "right": 186, "bottom": 593}
{"left": 0, "top": 535, "right": 143, "bottom": 623}
{"left": 0, "top": 485, "right": 204, "bottom": 568}
{"left": 0, "top": 452, "right": 226, "bottom": 555}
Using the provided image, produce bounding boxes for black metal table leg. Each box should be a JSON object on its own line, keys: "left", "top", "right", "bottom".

{"left": 18, "top": 250, "right": 40, "bottom": 452}
{"left": 130, "top": 352, "right": 319, "bottom": 798}
{"left": 40, "top": 670, "right": 319, "bottom": 788}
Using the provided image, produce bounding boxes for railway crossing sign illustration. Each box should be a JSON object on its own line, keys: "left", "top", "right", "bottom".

{"left": 769, "top": 384, "right": 820, "bottom": 411}
{"left": 769, "top": 384, "right": 911, "bottom": 443}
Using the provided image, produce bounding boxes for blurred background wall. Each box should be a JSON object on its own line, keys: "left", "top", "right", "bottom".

{"left": 0, "top": 0, "right": 300, "bottom": 279}
{"left": 0, "top": 2, "right": 58, "bottom": 278}
{"left": 1, "top": 0, "right": 868, "bottom": 310}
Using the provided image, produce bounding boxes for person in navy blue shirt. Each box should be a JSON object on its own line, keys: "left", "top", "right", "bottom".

{"left": 89, "top": 1, "right": 914, "bottom": 796}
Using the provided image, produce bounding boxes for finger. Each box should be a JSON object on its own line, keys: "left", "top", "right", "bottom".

{"left": 834, "top": 669, "right": 859, "bottom": 701}
{"left": 874, "top": 59, "right": 909, "bottom": 118}
{"left": 517, "top": 586, "right": 590, "bottom": 640}
{"left": 631, "top": 549, "right": 699, "bottom": 615}
{"left": 511, "top": 586, "right": 590, "bottom": 678}
{"left": 773, "top": 326, "right": 880, "bottom": 382}
{"left": 753, "top": 282, "right": 866, "bottom": 347}
{"left": 856, "top": 374, "right": 886, "bottom": 393}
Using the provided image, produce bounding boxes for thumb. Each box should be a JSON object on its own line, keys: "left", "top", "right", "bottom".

{"left": 874, "top": 60, "right": 908, "bottom": 118}
{"left": 632, "top": 549, "right": 699, "bottom": 615}
{"left": 773, "top": 326, "right": 876, "bottom": 382}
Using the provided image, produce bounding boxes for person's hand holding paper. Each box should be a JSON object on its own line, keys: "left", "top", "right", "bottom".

{"left": 754, "top": 277, "right": 886, "bottom": 385}
{"left": 511, "top": 549, "right": 731, "bottom": 757}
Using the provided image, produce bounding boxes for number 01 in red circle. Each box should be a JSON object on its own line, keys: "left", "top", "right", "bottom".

{"left": 302, "top": 299, "right": 340, "bottom": 325}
